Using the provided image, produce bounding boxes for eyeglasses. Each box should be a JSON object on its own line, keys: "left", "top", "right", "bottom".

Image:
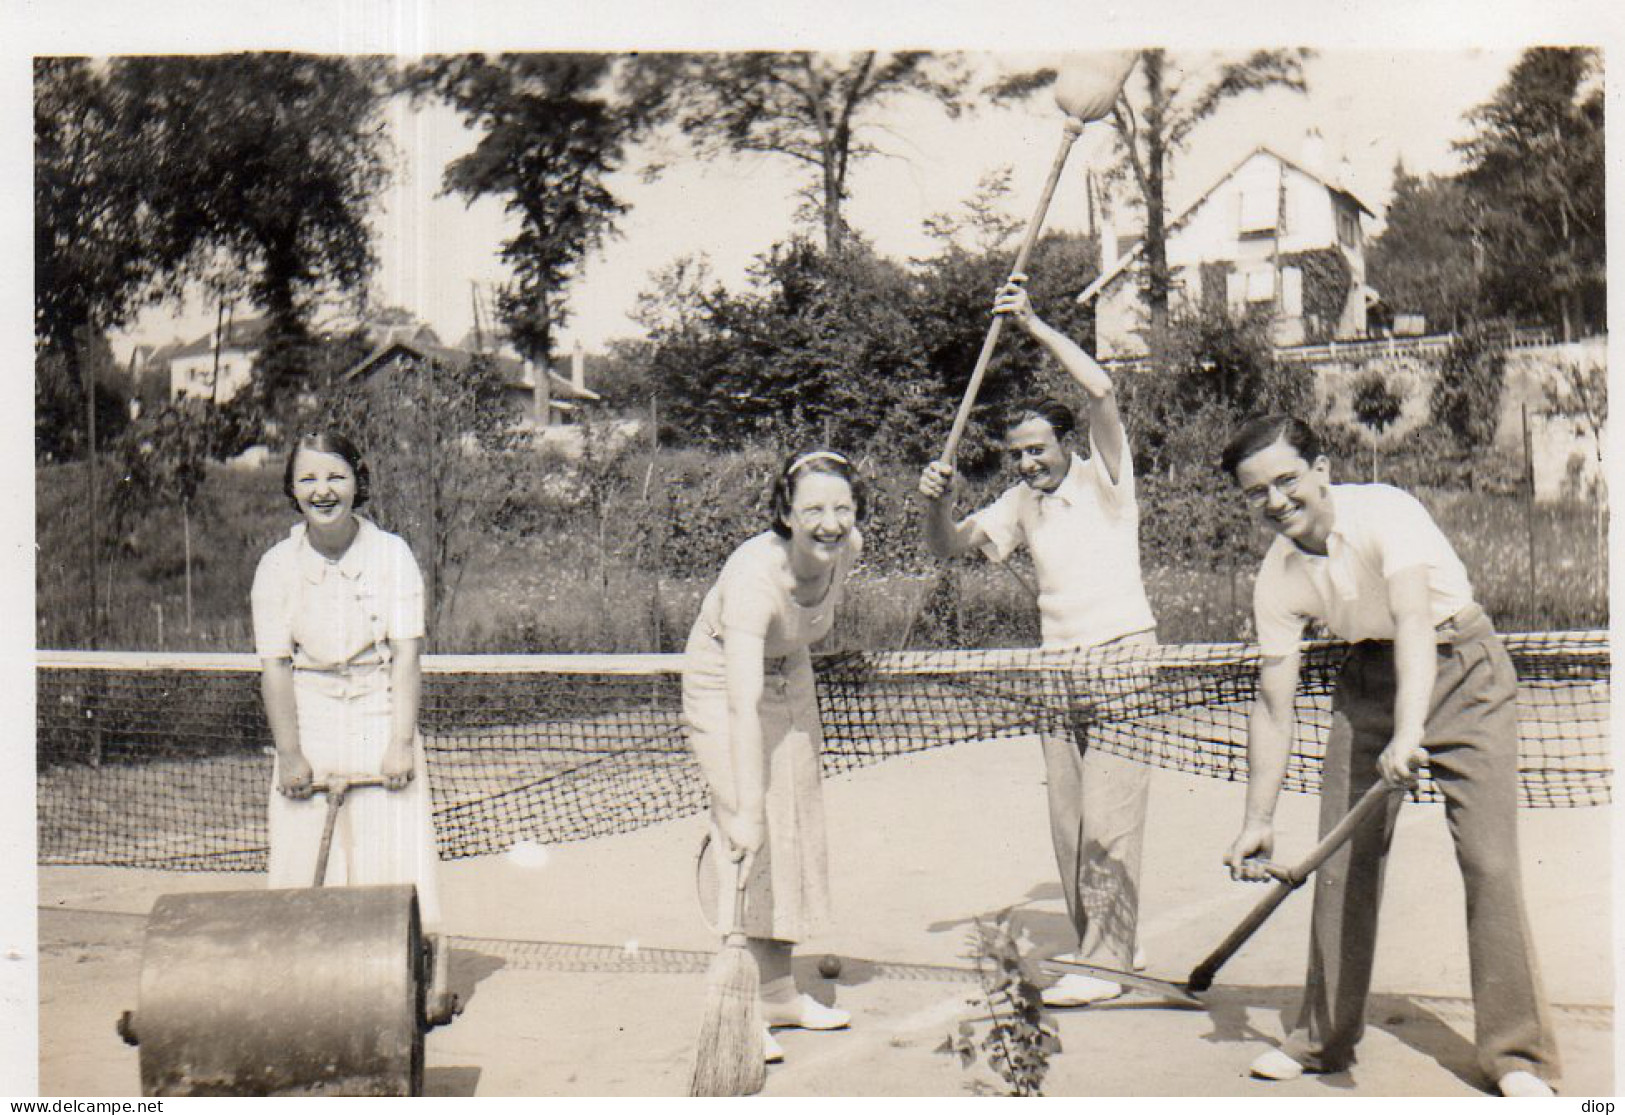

{"left": 1241, "top": 471, "right": 1305, "bottom": 508}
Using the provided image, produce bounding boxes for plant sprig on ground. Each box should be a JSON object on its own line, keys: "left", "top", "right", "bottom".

{"left": 938, "top": 910, "right": 1061, "bottom": 1096}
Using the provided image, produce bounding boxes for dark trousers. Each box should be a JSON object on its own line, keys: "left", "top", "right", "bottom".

{"left": 1280, "top": 607, "right": 1559, "bottom": 1085}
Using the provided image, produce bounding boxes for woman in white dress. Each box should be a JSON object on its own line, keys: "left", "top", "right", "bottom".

{"left": 683, "top": 449, "right": 865, "bottom": 1062}
{"left": 251, "top": 430, "right": 441, "bottom": 931}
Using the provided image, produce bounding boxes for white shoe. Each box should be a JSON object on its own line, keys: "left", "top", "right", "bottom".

{"left": 763, "top": 1028, "right": 784, "bottom": 1064}
{"left": 1497, "top": 1071, "right": 1554, "bottom": 1097}
{"left": 762, "top": 993, "right": 851, "bottom": 1031}
{"left": 1132, "top": 947, "right": 1148, "bottom": 972}
{"left": 1041, "top": 972, "right": 1126, "bottom": 1008}
{"left": 1249, "top": 1048, "right": 1305, "bottom": 1081}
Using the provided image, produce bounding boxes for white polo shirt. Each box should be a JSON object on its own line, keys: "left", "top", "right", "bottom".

{"left": 969, "top": 431, "right": 1157, "bottom": 649}
{"left": 1254, "top": 484, "right": 1476, "bottom": 657}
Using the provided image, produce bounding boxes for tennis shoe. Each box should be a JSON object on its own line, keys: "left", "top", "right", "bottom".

{"left": 762, "top": 993, "right": 851, "bottom": 1031}
{"left": 1497, "top": 1071, "right": 1554, "bottom": 1097}
{"left": 1041, "top": 972, "right": 1126, "bottom": 1007}
{"left": 763, "top": 1028, "right": 784, "bottom": 1064}
{"left": 1249, "top": 1048, "right": 1306, "bottom": 1081}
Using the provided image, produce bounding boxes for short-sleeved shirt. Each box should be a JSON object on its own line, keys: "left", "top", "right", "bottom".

{"left": 691, "top": 530, "right": 862, "bottom": 660}
{"left": 251, "top": 517, "right": 426, "bottom": 670}
{"left": 1253, "top": 484, "right": 1476, "bottom": 657}
{"left": 968, "top": 432, "right": 1156, "bottom": 649}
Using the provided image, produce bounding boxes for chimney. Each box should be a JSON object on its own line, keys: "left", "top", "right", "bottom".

{"left": 571, "top": 340, "right": 585, "bottom": 394}
{"left": 1301, "top": 128, "right": 1326, "bottom": 177}
{"left": 530, "top": 359, "right": 550, "bottom": 428}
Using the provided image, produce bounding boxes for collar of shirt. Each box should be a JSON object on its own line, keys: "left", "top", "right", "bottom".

{"left": 1279, "top": 487, "right": 1360, "bottom": 602}
{"left": 293, "top": 517, "right": 372, "bottom": 585}
{"left": 1035, "top": 453, "right": 1091, "bottom": 511}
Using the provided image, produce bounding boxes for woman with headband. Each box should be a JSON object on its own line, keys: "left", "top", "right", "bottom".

{"left": 682, "top": 448, "right": 866, "bottom": 1065}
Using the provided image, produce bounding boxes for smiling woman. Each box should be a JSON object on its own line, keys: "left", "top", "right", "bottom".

{"left": 681, "top": 449, "right": 867, "bottom": 1068}
{"left": 250, "top": 430, "right": 443, "bottom": 931}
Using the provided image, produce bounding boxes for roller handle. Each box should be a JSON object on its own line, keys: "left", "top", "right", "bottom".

{"left": 940, "top": 119, "right": 1084, "bottom": 464}
{"left": 311, "top": 775, "right": 386, "bottom": 888}
{"left": 1186, "top": 782, "right": 1398, "bottom": 993}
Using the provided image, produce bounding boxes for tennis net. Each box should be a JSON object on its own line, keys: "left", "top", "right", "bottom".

{"left": 37, "top": 631, "right": 1611, "bottom": 870}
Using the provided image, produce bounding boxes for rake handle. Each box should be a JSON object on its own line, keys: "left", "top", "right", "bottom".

{"left": 1186, "top": 781, "right": 1398, "bottom": 993}
{"left": 940, "top": 119, "right": 1084, "bottom": 464}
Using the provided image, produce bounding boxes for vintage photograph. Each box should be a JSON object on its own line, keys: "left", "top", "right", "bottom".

{"left": 14, "top": 5, "right": 1613, "bottom": 1101}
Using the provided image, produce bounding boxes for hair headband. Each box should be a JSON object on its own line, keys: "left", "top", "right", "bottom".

{"left": 787, "top": 450, "right": 850, "bottom": 476}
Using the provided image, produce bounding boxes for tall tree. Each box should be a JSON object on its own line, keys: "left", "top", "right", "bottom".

{"left": 626, "top": 52, "right": 970, "bottom": 254}
{"left": 1455, "top": 47, "right": 1604, "bottom": 339}
{"left": 117, "top": 54, "right": 393, "bottom": 392}
{"left": 1365, "top": 161, "right": 1480, "bottom": 333}
{"left": 405, "top": 54, "right": 661, "bottom": 363}
{"left": 990, "top": 50, "right": 1312, "bottom": 343}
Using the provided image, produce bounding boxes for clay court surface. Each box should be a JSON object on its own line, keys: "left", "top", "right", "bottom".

{"left": 36, "top": 734, "right": 1614, "bottom": 1097}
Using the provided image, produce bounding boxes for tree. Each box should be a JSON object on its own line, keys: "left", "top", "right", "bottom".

{"left": 329, "top": 350, "right": 531, "bottom": 643}
{"left": 405, "top": 54, "right": 661, "bottom": 364}
{"left": 1429, "top": 322, "right": 1508, "bottom": 481}
{"left": 1542, "top": 361, "right": 1606, "bottom": 470}
{"left": 922, "top": 167, "right": 1026, "bottom": 254}
{"left": 109, "top": 400, "right": 225, "bottom": 632}
{"left": 1455, "top": 48, "right": 1604, "bottom": 339}
{"left": 116, "top": 54, "right": 394, "bottom": 393}
{"left": 990, "top": 50, "right": 1312, "bottom": 343}
{"left": 1349, "top": 368, "right": 1405, "bottom": 480}
{"left": 1365, "top": 162, "right": 1480, "bottom": 334}
{"left": 638, "top": 230, "right": 1102, "bottom": 469}
{"left": 627, "top": 52, "right": 970, "bottom": 254}
{"left": 35, "top": 58, "right": 191, "bottom": 463}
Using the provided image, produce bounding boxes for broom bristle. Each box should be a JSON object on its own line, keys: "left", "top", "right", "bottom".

{"left": 690, "top": 938, "right": 765, "bottom": 1096}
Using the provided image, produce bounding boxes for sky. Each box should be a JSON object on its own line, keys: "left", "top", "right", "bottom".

{"left": 110, "top": 48, "right": 1524, "bottom": 362}
{"left": 2, "top": 0, "right": 1623, "bottom": 1100}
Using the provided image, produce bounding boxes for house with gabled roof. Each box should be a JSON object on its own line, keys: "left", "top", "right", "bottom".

{"left": 341, "top": 338, "right": 601, "bottom": 432}
{"left": 164, "top": 316, "right": 273, "bottom": 404}
{"left": 1087, "top": 137, "right": 1377, "bottom": 359}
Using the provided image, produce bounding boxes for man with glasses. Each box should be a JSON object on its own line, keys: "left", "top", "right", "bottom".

{"left": 917, "top": 278, "right": 1157, "bottom": 1007}
{"left": 1219, "top": 414, "right": 1557, "bottom": 1097}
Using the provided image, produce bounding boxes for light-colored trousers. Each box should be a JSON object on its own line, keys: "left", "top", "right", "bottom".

{"left": 1280, "top": 608, "right": 1558, "bottom": 1085}
{"left": 1042, "top": 628, "right": 1156, "bottom": 966}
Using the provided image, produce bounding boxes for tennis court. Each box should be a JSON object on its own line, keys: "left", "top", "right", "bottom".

{"left": 38, "top": 711, "right": 1614, "bottom": 1096}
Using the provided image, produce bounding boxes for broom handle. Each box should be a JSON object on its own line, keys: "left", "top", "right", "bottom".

{"left": 722, "top": 850, "right": 752, "bottom": 942}
{"left": 940, "top": 120, "right": 1084, "bottom": 464}
{"left": 1186, "top": 782, "right": 1398, "bottom": 992}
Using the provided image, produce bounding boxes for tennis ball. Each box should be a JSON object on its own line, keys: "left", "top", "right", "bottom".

{"left": 818, "top": 954, "right": 842, "bottom": 979}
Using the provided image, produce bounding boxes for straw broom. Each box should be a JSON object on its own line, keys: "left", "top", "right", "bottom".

{"left": 690, "top": 851, "right": 765, "bottom": 1096}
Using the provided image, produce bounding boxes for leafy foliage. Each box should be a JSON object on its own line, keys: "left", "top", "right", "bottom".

{"left": 1350, "top": 369, "right": 1405, "bottom": 437}
{"left": 35, "top": 54, "right": 393, "bottom": 456}
{"left": 1456, "top": 48, "right": 1604, "bottom": 338}
{"left": 1368, "top": 48, "right": 1605, "bottom": 339}
{"left": 1429, "top": 322, "right": 1508, "bottom": 456}
{"left": 326, "top": 350, "right": 531, "bottom": 642}
{"left": 1280, "top": 248, "right": 1352, "bottom": 344}
{"left": 1365, "top": 164, "right": 1479, "bottom": 333}
{"left": 636, "top": 231, "right": 1100, "bottom": 472}
{"left": 404, "top": 54, "right": 667, "bottom": 364}
{"left": 626, "top": 52, "right": 970, "bottom": 253}
{"left": 938, "top": 911, "right": 1060, "bottom": 1096}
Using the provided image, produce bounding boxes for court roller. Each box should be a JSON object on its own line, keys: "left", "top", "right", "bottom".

{"left": 117, "top": 777, "right": 460, "bottom": 1097}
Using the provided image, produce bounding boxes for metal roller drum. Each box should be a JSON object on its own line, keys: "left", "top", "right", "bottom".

{"left": 125, "top": 884, "right": 426, "bottom": 1097}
